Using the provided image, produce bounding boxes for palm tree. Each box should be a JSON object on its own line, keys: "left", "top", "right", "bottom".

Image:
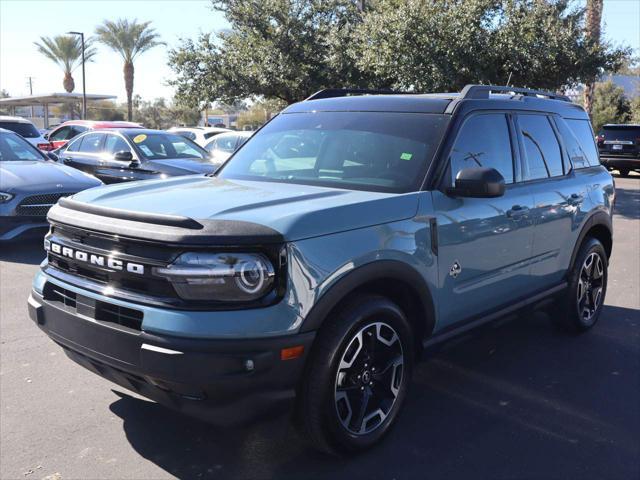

{"left": 95, "top": 19, "right": 164, "bottom": 121}
{"left": 584, "top": 0, "right": 603, "bottom": 116}
{"left": 34, "top": 35, "right": 96, "bottom": 93}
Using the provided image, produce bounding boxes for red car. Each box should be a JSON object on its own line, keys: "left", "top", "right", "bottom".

{"left": 44, "top": 120, "right": 142, "bottom": 151}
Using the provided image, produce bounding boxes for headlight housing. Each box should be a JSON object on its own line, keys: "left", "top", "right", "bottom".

{"left": 154, "top": 252, "right": 276, "bottom": 302}
{"left": 0, "top": 192, "right": 14, "bottom": 203}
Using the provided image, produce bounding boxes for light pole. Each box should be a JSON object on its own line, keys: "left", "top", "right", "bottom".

{"left": 67, "top": 31, "right": 86, "bottom": 119}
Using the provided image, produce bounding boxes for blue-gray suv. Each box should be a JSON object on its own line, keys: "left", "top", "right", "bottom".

{"left": 29, "top": 85, "right": 614, "bottom": 453}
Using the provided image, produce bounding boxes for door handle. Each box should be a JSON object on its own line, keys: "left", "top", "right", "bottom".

{"left": 61, "top": 157, "right": 72, "bottom": 164}
{"left": 506, "top": 205, "right": 530, "bottom": 218}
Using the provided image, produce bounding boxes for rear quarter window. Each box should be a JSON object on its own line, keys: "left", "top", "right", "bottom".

{"left": 0, "top": 121, "right": 40, "bottom": 138}
{"left": 566, "top": 119, "right": 599, "bottom": 167}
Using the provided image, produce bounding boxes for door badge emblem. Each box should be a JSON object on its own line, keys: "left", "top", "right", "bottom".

{"left": 449, "top": 261, "right": 462, "bottom": 278}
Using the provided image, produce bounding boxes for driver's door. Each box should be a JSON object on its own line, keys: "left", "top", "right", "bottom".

{"left": 96, "top": 133, "right": 144, "bottom": 183}
{"left": 431, "top": 112, "right": 536, "bottom": 329}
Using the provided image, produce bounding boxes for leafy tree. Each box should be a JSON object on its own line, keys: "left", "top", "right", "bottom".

{"left": 347, "top": 0, "right": 629, "bottom": 92}
{"left": 87, "top": 101, "right": 126, "bottom": 121}
{"left": 237, "top": 98, "right": 287, "bottom": 129}
{"left": 590, "top": 81, "right": 631, "bottom": 132}
{"left": 96, "top": 19, "right": 165, "bottom": 121}
{"left": 169, "top": 0, "right": 630, "bottom": 105}
{"left": 34, "top": 35, "right": 97, "bottom": 92}
{"left": 628, "top": 96, "right": 640, "bottom": 124}
{"left": 583, "top": 0, "right": 603, "bottom": 115}
{"left": 168, "top": 0, "right": 362, "bottom": 105}
{"left": 170, "top": 102, "right": 203, "bottom": 126}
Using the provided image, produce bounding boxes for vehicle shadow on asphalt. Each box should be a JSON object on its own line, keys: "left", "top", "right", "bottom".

{"left": 0, "top": 237, "right": 45, "bottom": 265}
{"left": 613, "top": 181, "right": 640, "bottom": 221}
{"left": 108, "top": 305, "right": 640, "bottom": 480}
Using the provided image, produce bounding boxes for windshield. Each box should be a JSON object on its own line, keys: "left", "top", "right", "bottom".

{"left": 0, "top": 132, "right": 45, "bottom": 161}
{"left": 218, "top": 112, "right": 448, "bottom": 193}
{"left": 0, "top": 121, "right": 40, "bottom": 138}
{"left": 601, "top": 126, "right": 640, "bottom": 142}
{"left": 125, "top": 132, "right": 210, "bottom": 161}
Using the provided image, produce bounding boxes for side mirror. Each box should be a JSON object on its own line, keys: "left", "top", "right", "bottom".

{"left": 448, "top": 167, "right": 506, "bottom": 198}
{"left": 46, "top": 152, "right": 59, "bottom": 162}
{"left": 114, "top": 150, "right": 133, "bottom": 162}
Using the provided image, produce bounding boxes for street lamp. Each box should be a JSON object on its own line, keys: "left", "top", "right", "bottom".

{"left": 67, "top": 31, "right": 86, "bottom": 120}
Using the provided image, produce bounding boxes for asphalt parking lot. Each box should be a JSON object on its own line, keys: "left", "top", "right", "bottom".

{"left": 1, "top": 176, "right": 638, "bottom": 480}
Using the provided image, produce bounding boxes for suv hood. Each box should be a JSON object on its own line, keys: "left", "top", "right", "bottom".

{"left": 0, "top": 160, "right": 101, "bottom": 193}
{"left": 67, "top": 175, "right": 420, "bottom": 241}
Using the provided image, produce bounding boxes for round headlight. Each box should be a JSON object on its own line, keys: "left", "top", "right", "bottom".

{"left": 154, "top": 252, "right": 275, "bottom": 302}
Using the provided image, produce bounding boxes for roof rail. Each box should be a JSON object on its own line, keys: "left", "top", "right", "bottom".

{"left": 305, "top": 88, "right": 409, "bottom": 101}
{"left": 459, "top": 84, "right": 571, "bottom": 102}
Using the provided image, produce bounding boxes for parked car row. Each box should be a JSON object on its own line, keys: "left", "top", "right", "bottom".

{"left": 0, "top": 117, "right": 255, "bottom": 241}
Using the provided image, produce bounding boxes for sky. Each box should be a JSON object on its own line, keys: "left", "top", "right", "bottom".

{"left": 0, "top": 0, "right": 638, "bottom": 104}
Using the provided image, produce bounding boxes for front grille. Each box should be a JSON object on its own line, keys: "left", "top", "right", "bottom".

{"left": 16, "top": 193, "right": 73, "bottom": 216}
{"left": 44, "top": 282, "right": 143, "bottom": 331}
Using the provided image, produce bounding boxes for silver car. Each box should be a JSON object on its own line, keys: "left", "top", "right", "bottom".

{"left": 0, "top": 129, "right": 102, "bottom": 241}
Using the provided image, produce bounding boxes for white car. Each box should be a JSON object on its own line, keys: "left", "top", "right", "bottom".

{"left": 0, "top": 116, "right": 50, "bottom": 150}
{"left": 203, "top": 130, "right": 253, "bottom": 164}
{"left": 167, "top": 126, "right": 230, "bottom": 147}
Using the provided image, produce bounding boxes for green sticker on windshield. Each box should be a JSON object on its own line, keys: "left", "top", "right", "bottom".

{"left": 400, "top": 152, "right": 413, "bottom": 161}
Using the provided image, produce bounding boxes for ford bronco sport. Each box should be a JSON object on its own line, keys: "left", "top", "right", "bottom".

{"left": 29, "top": 85, "right": 614, "bottom": 454}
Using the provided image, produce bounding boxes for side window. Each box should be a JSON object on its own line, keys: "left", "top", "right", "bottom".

{"left": 205, "top": 139, "right": 217, "bottom": 153}
{"left": 566, "top": 119, "right": 599, "bottom": 167}
{"left": 69, "top": 126, "right": 88, "bottom": 138}
{"left": 554, "top": 118, "right": 589, "bottom": 169}
{"left": 104, "top": 134, "right": 131, "bottom": 154}
{"left": 216, "top": 135, "right": 239, "bottom": 153}
{"left": 450, "top": 113, "right": 514, "bottom": 184}
{"left": 175, "top": 130, "right": 197, "bottom": 141}
{"left": 78, "top": 133, "right": 105, "bottom": 154}
{"left": 65, "top": 136, "right": 82, "bottom": 152}
{"left": 518, "top": 114, "right": 564, "bottom": 180}
{"left": 49, "top": 126, "right": 71, "bottom": 141}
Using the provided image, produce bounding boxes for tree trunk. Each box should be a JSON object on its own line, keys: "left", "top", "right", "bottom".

{"left": 124, "top": 61, "right": 135, "bottom": 121}
{"left": 584, "top": 0, "right": 603, "bottom": 116}
{"left": 63, "top": 72, "right": 75, "bottom": 93}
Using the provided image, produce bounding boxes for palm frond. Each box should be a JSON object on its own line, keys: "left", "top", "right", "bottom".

{"left": 34, "top": 35, "right": 96, "bottom": 74}
{"left": 95, "top": 18, "right": 165, "bottom": 62}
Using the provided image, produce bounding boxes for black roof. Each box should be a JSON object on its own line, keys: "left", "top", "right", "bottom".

{"left": 285, "top": 94, "right": 453, "bottom": 114}
{"left": 284, "top": 85, "right": 587, "bottom": 119}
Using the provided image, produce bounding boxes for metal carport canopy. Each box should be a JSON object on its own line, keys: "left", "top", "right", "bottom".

{"left": 0, "top": 93, "right": 117, "bottom": 127}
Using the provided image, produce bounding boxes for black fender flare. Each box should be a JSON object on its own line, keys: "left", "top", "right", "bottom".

{"left": 299, "top": 260, "right": 436, "bottom": 340}
{"left": 568, "top": 210, "right": 613, "bottom": 271}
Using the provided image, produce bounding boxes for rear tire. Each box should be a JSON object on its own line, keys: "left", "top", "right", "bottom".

{"left": 553, "top": 237, "right": 608, "bottom": 333}
{"left": 618, "top": 168, "right": 630, "bottom": 177}
{"left": 296, "top": 295, "right": 414, "bottom": 454}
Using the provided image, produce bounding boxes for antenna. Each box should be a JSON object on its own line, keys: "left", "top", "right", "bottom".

{"left": 506, "top": 72, "right": 513, "bottom": 87}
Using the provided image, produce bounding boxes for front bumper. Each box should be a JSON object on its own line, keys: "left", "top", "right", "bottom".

{"left": 0, "top": 216, "right": 48, "bottom": 241}
{"left": 599, "top": 155, "right": 640, "bottom": 170}
{"left": 28, "top": 288, "right": 315, "bottom": 426}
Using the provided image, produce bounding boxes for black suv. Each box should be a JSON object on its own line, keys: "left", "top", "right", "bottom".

{"left": 597, "top": 124, "right": 640, "bottom": 176}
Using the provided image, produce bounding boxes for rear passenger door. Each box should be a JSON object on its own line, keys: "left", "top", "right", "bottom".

{"left": 432, "top": 112, "right": 536, "bottom": 328}
{"left": 514, "top": 113, "right": 590, "bottom": 290}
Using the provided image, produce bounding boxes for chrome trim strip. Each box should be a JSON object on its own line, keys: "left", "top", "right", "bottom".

{"left": 141, "top": 343, "right": 183, "bottom": 355}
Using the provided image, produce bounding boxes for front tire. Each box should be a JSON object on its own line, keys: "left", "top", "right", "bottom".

{"left": 297, "top": 295, "right": 414, "bottom": 454}
{"left": 618, "top": 168, "right": 630, "bottom": 177}
{"left": 553, "top": 237, "right": 608, "bottom": 332}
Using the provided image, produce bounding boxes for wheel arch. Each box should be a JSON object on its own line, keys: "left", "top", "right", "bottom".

{"left": 569, "top": 210, "right": 613, "bottom": 272}
{"left": 299, "top": 260, "right": 436, "bottom": 355}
